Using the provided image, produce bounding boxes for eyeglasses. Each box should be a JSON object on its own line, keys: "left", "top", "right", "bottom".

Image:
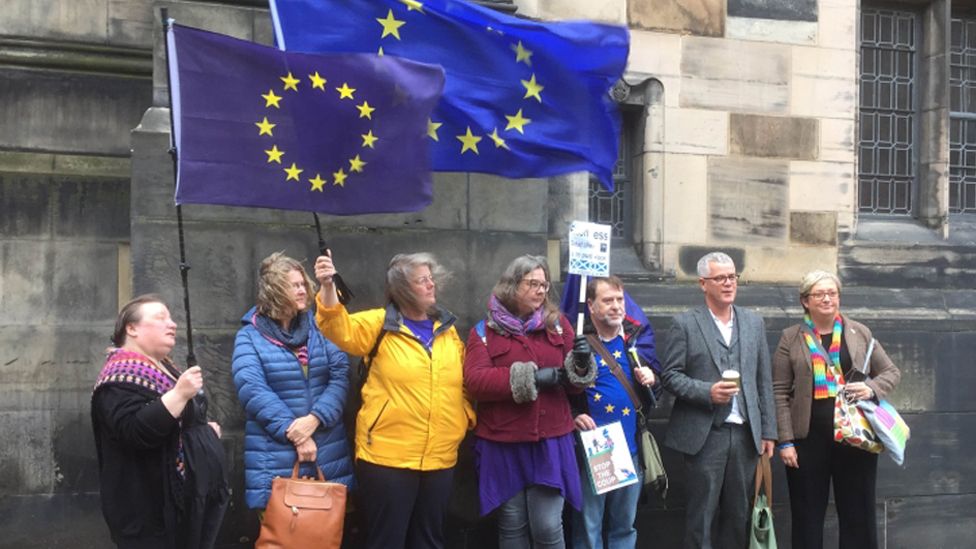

{"left": 521, "top": 279, "right": 550, "bottom": 292}
{"left": 807, "top": 290, "right": 839, "bottom": 301}
{"left": 702, "top": 274, "right": 739, "bottom": 284}
{"left": 412, "top": 275, "right": 435, "bottom": 286}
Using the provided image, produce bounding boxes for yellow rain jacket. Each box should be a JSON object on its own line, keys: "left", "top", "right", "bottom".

{"left": 316, "top": 298, "right": 475, "bottom": 470}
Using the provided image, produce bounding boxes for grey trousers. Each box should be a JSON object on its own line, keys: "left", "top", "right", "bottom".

{"left": 683, "top": 423, "right": 758, "bottom": 549}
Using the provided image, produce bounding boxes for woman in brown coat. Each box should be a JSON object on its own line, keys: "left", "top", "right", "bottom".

{"left": 772, "top": 270, "right": 900, "bottom": 549}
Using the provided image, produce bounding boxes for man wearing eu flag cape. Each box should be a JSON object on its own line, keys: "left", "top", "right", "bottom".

{"left": 269, "top": 0, "right": 629, "bottom": 189}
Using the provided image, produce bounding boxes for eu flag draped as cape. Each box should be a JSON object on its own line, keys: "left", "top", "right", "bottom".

{"left": 166, "top": 23, "right": 445, "bottom": 214}
{"left": 269, "top": 0, "right": 629, "bottom": 189}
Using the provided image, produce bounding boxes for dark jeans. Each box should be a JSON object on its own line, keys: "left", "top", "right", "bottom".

{"left": 786, "top": 398, "right": 878, "bottom": 549}
{"left": 354, "top": 460, "right": 455, "bottom": 549}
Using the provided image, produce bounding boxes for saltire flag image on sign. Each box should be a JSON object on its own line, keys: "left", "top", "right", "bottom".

{"left": 166, "top": 23, "right": 445, "bottom": 214}
{"left": 269, "top": 0, "right": 629, "bottom": 189}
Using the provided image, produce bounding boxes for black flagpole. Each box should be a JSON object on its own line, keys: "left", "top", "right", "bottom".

{"left": 161, "top": 8, "right": 197, "bottom": 369}
{"left": 313, "top": 212, "right": 354, "bottom": 305}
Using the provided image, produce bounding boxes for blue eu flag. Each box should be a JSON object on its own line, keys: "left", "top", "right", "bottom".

{"left": 269, "top": 0, "right": 629, "bottom": 189}
{"left": 166, "top": 23, "right": 444, "bottom": 214}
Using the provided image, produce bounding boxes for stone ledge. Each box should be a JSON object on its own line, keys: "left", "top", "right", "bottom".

{"left": 0, "top": 37, "right": 151, "bottom": 77}
{"left": 0, "top": 150, "right": 130, "bottom": 178}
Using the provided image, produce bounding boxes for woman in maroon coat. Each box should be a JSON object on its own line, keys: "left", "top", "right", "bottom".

{"left": 464, "top": 255, "right": 595, "bottom": 548}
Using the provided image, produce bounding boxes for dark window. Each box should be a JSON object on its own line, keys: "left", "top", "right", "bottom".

{"left": 859, "top": 8, "right": 916, "bottom": 215}
{"left": 950, "top": 16, "right": 976, "bottom": 213}
{"left": 588, "top": 128, "right": 628, "bottom": 237}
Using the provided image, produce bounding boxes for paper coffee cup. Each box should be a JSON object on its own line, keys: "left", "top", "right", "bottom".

{"left": 721, "top": 369, "right": 740, "bottom": 388}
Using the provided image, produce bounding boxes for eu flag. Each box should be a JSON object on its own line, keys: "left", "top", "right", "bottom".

{"left": 269, "top": 0, "right": 629, "bottom": 189}
{"left": 166, "top": 23, "right": 444, "bottom": 214}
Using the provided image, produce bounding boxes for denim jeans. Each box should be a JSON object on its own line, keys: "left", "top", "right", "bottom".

{"left": 571, "top": 456, "right": 642, "bottom": 549}
{"left": 498, "top": 485, "right": 566, "bottom": 549}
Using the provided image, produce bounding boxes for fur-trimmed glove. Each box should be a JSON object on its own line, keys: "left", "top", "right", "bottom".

{"left": 564, "top": 336, "right": 597, "bottom": 388}
{"left": 534, "top": 367, "right": 567, "bottom": 390}
{"left": 510, "top": 361, "right": 539, "bottom": 404}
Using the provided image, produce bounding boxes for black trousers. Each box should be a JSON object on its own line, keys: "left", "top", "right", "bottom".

{"left": 785, "top": 398, "right": 878, "bottom": 549}
{"left": 354, "top": 460, "right": 455, "bottom": 549}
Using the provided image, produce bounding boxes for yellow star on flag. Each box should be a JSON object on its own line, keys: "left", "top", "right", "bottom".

{"left": 487, "top": 128, "right": 509, "bottom": 149}
{"left": 336, "top": 83, "right": 356, "bottom": 100}
{"left": 280, "top": 72, "right": 300, "bottom": 91}
{"left": 357, "top": 101, "right": 376, "bottom": 120}
{"left": 333, "top": 168, "right": 348, "bottom": 187}
{"left": 456, "top": 127, "right": 482, "bottom": 154}
{"left": 512, "top": 41, "right": 533, "bottom": 65}
{"left": 309, "top": 72, "right": 327, "bottom": 90}
{"left": 622, "top": 407, "right": 631, "bottom": 416}
{"left": 427, "top": 118, "right": 442, "bottom": 141}
{"left": 283, "top": 163, "right": 303, "bottom": 181}
{"left": 378, "top": 46, "right": 385, "bottom": 56}
{"left": 376, "top": 9, "right": 406, "bottom": 40}
{"left": 399, "top": 0, "right": 424, "bottom": 12}
{"left": 349, "top": 155, "right": 366, "bottom": 173}
{"left": 361, "top": 130, "right": 378, "bottom": 149}
{"left": 255, "top": 117, "right": 276, "bottom": 136}
{"left": 505, "top": 109, "right": 531, "bottom": 134}
{"left": 264, "top": 145, "right": 284, "bottom": 164}
{"left": 605, "top": 404, "right": 615, "bottom": 414}
{"left": 521, "top": 74, "right": 544, "bottom": 103}
{"left": 309, "top": 173, "right": 326, "bottom": 192}
{"left": 613, "top": 350, "right": 622, "bottom": 359}
{"left": 593, "top": 393, "right": 602, "bottom": 402}
{"left": 262, "top": 89, "right": 282, "bottom": 108}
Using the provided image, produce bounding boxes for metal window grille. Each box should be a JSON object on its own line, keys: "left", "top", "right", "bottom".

{"left": 950, "top": 17, "right": 976, "bottom": 213}
{"left": 588, "top": 130, "right": 628, "bottom": 237}
{"left": 859, "top": 8, "right": 916, "bottom": 215}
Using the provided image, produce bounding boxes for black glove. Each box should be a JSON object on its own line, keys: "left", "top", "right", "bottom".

{"left": 534, "top": 367, "right": 566, "bottom": 390}
{"left": 572, "top": 335, "right": 592, "bottom": 372}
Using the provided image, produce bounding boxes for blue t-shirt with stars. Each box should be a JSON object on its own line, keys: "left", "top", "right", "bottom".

{"left": 586, "top": 335, "right": 638, "bottom": 455}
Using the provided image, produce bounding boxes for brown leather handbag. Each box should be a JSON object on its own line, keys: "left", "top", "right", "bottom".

{"left": 256, "top": 461, "right": 347, "bottom": 549}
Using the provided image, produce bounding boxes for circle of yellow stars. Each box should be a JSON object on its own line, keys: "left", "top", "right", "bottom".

{"left": 373, "top": 0, "right": 544, "bottom": 156}
{"left": 256, "top": 71, "right": 377, "bottom": 192}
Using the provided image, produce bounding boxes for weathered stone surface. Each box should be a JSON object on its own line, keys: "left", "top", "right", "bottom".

{"left": 726, "top": 16, "right": 817, "bottom": 45}
{"left": 728, "top": 0, "right": 817, "bottom": 22}
{"left": 789, "top": 160, "right": 854, "bottom": 212}
{"left": 680, "top": 37, "right": 790, "bottom": 113}
{"left": 708, "top": 156, "right": 789, "bottom": 243}
{"left": 818, "top": 0, "right": 857, "bottom": 50}
{"left": 663, "top": 153, "right": 708, "bottom": 243}
{"left": 790, "top": 211, "right": 837, "bottom": 245}
{"left": 469, "top": 174, "right": 547, "bottom": 233}
{"left": 514, "top": 0, "right": 626, "bottom": 24}
{"left": 729, "top": 113, "right": 818, "bottom": 159}
{"left": 887, "top": 494, "right": 976, "bottom": 548}
{"left": 0, "top": 174, "right": 51, "bottom": 237}
{"left": 627, "top": 30, "right": 682, "bottom": 107}
{"left": 791, "top": 46, "right": 857, "bottom": 118}
{"left": 820, "top": 118, "right": 855, "bottom": 162}
{"left": 54, "top": 178, "right": 130, "bottom": 239}
{"left": 0, "top": 0, "right": 109, "bottom": 44}
{"left": 665, "top": 108, "right": 729, "bottom": 155}
{"left": 0, "top": 68, "right": 151, "bottom": 156}
{"left": 629, "top": 0, "right": 724, "bottom": 37}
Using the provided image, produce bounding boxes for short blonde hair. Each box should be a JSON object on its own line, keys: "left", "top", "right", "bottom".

{"left": 798, "top": 270, "right": 842, "bottom": 313}
{"left": 256, "top": 252, "right": 315, "bottom": 321}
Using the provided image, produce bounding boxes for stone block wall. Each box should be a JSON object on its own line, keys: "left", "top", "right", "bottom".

{"left": 517, "top": 0, "right": 861, "bottom": 282}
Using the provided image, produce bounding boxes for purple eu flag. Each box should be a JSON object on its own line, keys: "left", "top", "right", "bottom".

{"left": 166, "top": 23, "right": 444, "bottom": 215}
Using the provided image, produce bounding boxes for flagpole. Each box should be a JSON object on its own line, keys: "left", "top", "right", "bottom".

{"left": 312, "top": 212, "right": 355, "bottom": 305}
{"left": 161, "top": 8, "right": 198, "bottom": 369}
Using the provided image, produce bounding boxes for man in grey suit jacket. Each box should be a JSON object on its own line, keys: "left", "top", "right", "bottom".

{"left": 661, "top": 252, "right": 776, "bottom": 549}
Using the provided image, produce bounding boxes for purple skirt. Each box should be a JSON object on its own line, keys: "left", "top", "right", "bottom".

{"left": 473, "top": 432, "right": 582, "bottom": 515}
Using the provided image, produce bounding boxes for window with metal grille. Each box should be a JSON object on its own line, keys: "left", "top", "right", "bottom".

{"left": 858, "top": 8, "right": 916, "bottom": 215}
{"left": 950, "top": 16, "right": 976, "bottom": 213}
{"left": 588, "top": 129, "right": 628, "bottom": 237}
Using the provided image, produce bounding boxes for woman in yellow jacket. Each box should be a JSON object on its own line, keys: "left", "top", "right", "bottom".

{"left": 314, "top": 250, "right": 475, "bottom": 549}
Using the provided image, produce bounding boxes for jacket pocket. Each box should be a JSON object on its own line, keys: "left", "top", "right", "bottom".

{"left": 366, "top": 399, "right": 390, "bottom": 446}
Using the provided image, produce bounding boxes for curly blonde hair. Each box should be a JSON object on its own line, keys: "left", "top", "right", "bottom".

{"left": 256, "top": 252, "right": 315, "bottom": 321}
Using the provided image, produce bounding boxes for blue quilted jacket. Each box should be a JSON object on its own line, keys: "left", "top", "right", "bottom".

{"left": 232, "top": 307, "right": 354, "bottom": 509}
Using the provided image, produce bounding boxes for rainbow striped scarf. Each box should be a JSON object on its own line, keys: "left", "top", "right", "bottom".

{"left": 802, "top": 314, "right": 845, "bottom": 399}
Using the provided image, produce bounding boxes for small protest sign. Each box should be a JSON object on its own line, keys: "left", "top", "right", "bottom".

{"left": 578, "top": 420, "right": 639, "bottom": 495}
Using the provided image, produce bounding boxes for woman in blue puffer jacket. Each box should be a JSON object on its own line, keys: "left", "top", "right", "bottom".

{"left": 232, "top": 252, "right": 354, "bottom": 511}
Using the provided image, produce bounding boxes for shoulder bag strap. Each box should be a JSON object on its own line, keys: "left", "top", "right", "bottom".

{"left": 586, "top": 334, "right": 642, "bottom": 413}
{"left": 753, "top": 454, "right": 773, "bottom": 507}
{"left": 359, "top": 328, "right": 388, "bottom": 382}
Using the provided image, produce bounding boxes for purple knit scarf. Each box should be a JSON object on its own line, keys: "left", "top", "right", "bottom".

{"left": 488, "top": 294, "right": 545, "bottom": 336}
